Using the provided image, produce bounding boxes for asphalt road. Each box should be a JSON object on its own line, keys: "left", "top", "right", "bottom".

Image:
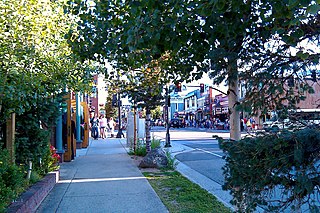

{"left": 151, "top": 126, "right": 228, "bottom": 186}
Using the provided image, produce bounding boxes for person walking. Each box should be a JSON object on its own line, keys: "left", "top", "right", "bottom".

{"left": 246, "top": 117, "right": 252, "bottom": 133}
{"left": 108, "top": 117, "right": 116, "bottom": 138}
{"left": 90, "top": 114, "right": 99, "bottom": 140}
{"left": 99, "top": 114, "right": 108, "bottom": 139}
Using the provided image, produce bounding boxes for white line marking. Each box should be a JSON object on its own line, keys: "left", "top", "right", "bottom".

{"left": 195, "top": 148, "right": 223, "bottom": 158}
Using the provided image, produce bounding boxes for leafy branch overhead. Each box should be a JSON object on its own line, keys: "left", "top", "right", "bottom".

{"left": 0, "top": 0, "right": 93, "bottom": 120}
{"left": 67, "top": 0, "right": 319, "bottom": 114}
{"left": 219, "top": 128, "right": 320, "bottom": 212}
{"left": 120, "top": 67, "right": 165, "bottom": 110}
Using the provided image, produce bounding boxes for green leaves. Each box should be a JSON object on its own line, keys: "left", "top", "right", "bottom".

{"left": 307, "top": 4, "right": 320, "bottom": 14}
{"left": 220, "top": 128, "right": 320, "bottom": 212}
{"left": 0, "top": 0, "right": 92, "bottom": 121}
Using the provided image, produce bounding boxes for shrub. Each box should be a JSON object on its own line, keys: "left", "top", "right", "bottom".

{"left": 163, "top": 150, "right": 179, "bottom": 170}
{"left": 219, "top": 128, "right": 320, "bottom": 212}
{"left": 0, "top": 149, "right": 26, "bottom": 212}
{"left": 129, "top": 137, "right": 161, "bottom": 156}
{"left": 15, "top": 114, "right": 53, "bottom": 176}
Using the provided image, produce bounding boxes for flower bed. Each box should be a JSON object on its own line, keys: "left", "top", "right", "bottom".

{"left": 6, "top": 170, "right": 59, "bottom": 213}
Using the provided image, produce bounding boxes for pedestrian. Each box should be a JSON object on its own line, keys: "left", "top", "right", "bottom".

{"left": 246, "top": 118, "right": 252, "bottom": 133}
{"left": 99, "top": 114, "right": 108, "bottom": 139}
{"left": 90, "top": 114, "right": 99, "bottom": 139}
{"left": 243, "top": 117, "right": 248, "bottom": 132}
{"left": 108, "top": 117, "right": 116, "bottom": 138}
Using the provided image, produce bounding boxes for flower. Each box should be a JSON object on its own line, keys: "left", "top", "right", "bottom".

{"left": 50, "top": 145, "right": 56, "bottom": 151}
{"left": 50, "top": 145, "right": 60, "bottom": 163}
{"left": 52, "top": 153, "right": 61, "bottom": 161}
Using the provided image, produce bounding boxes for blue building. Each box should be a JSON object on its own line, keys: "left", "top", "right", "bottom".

{"left": 169, "top": 92, "right": 184, "bottom": 119}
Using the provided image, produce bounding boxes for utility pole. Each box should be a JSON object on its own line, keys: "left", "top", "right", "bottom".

{"left": 116, "top": 73, "right": 123, "bottom": 138}
{"left": 116, "top": 91, "right": 123, "bottom": 138}
{"left": 164, "top": 86, "right": 171, "bottom": 147}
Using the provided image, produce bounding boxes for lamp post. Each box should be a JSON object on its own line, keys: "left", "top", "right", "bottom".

{"left": 116, "top": 90, "right": 123, "bottom": 138}
{"left": 114, "top": 72, "right": 123, "bottom": 138}
{"left": 164, "top": 85, "right": 171, "bottom": 147}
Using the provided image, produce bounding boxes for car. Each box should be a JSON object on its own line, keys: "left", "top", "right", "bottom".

{"left": 170, "top": 118, "right": 183, "bottom": 128}
{"left": 263, "top": 119, "right": 305, "bottom": 132}
{"left": 156, "top": 119, "right": 164, "bottom": 126}
{"left": 263, "top": 120, "right": 288, "bottom": 132}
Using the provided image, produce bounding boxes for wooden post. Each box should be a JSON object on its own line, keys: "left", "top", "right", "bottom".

{"left": 64, "top": 99, "right": 72, "bottom": 162}
{"left": 81, "top": 102, "right": 89, "bottom": 148}
{"left": 6, "top": 113, "right": 15, "bottom": 163}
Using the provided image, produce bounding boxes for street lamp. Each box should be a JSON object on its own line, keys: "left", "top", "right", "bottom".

{"left": 164, "top": 85, "right": 171, "bottom": 147}
{"left": 116, "top": 90, "right": 123, "bottom": 138}
{"left": 115, "top": 73, "right": 123, "bottom": 138}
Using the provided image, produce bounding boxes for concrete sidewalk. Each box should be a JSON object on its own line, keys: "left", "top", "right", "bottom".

{"left": 36, "top": 138, "right": 168, "bottom": 213}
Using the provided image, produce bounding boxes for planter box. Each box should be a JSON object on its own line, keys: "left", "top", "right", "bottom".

{"left": 7, "top": 170, "right": 59, "bottom": 213}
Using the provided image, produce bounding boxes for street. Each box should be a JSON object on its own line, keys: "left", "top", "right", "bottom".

{"left": 151, "top": 127, "right": 229, "bottom": 191}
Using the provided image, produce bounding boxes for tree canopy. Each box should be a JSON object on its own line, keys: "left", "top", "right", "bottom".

{"left": 0, "top": 0, "right": 92, "bottom": 121}
{"left": 66, "top": 0, "right": 319, "bottom": 141}
{"left": 67, "top": 0, "right": 319, "bottom": 102}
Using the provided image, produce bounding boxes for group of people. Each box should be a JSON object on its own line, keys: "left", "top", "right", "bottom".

{"left": 172, "top": 116, "right": 258, "bottom": 132}
{"left": 183, "top": 117, "right": 230, "bottom": 130}
{"left": 90, "top": 114, "right": 116, "bottom": 140}
{"left": 241, "top": 117, "right": 256, "bottom": 133}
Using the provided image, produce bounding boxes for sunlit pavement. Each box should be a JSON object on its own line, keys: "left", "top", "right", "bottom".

{"left": 36, "top": 137, "right": 168, "bottom": 213}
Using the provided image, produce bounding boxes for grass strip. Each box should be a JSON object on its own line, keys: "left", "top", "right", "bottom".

{"left": 143, "top": 171, "right": 232, "bottom": 213}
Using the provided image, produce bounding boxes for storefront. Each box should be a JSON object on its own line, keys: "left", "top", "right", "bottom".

{"left": 213, "top": 94, "right": 229, "bottom": 122}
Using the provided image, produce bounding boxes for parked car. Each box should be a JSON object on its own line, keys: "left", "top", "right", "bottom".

{"left": 263, "top": 119, "right": 305, "bottom": 132}
{"left": 263, "top": 119, "right": 289, "bottom": 132}
{"left": 170, "top": 118, "right": 183, "bottom": 128}
{"left": 156, "top": 119, "right": 164, "bottom": 126}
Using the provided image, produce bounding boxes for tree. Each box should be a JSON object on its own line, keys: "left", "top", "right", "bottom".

{"left": 123, "top": 68, "right": 165, "bottom": 152}
{"left": 0, "top": 0, "right": 92, "bottom": 121}
{"left": 67, "top": 0, "right": 319, "bottom": 141}
{"left": 220, "top": 128, "right": 320, "bottom": 212}
{"left": 0, "top": 0, "right": 93, "bottom": 172}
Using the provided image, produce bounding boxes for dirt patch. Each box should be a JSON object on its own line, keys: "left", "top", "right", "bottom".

{"left": 130, "top": 155, "right": 161, "bottom": 172}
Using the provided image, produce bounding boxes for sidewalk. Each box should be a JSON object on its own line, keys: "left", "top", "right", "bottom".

{"left": 36, "top": 138, "right": 168, "bottom": 213}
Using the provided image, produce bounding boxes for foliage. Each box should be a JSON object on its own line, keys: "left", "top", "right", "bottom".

{"left": 128, "top": 137, "right": 161, "bottom": 157}
{"left": 163, "top": 150, "right": 179, "bottom": 171}
{"left": 67, "top": 0, "right": 319, "bottom": 109}
{"left": 14, "top": 98, "right": 61, "bottom": 176}
{"left": 48, "top": 145, "right": 60, "bottom": 172}
{"left": 151, "top": 106, "right": 163, "bottom": 120}
{"left": 144, "top": 171, "right": 232, "bottom": 213}
{"left": 0, "top": 0, "right": 92, "bottom": 123}
{"left": 66, "top": 0, "right": 319, "bottom": 142}
{"left": 125, "top": 68, "right": 165, "bottom": 111}
{"left": 219, "top": 128, "right": 320, "bottom": 212}
{"left": 0, "top": 149, "right": 26, "bottom": 212}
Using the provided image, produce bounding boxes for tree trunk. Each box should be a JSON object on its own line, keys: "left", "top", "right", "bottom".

{"left": 145, "top": 107, "right": 151, "bottom": 152}
{"left": 228, "top": 64, "right": 241, "bottom": 141}
{"left": 6, "top": 113, "right": 16, "bottom": 163}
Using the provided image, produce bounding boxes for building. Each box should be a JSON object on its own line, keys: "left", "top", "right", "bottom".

{"left": 169, "top": 93, "right": 185, "bottom": 119}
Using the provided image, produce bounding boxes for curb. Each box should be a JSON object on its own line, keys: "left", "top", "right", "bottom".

{"left": 6, "top": 170, "right": 59, "bottom": 213}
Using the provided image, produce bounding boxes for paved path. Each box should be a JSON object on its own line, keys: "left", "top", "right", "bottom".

{"left": 36, "top": 138, "right": 168, "bottom": 213}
